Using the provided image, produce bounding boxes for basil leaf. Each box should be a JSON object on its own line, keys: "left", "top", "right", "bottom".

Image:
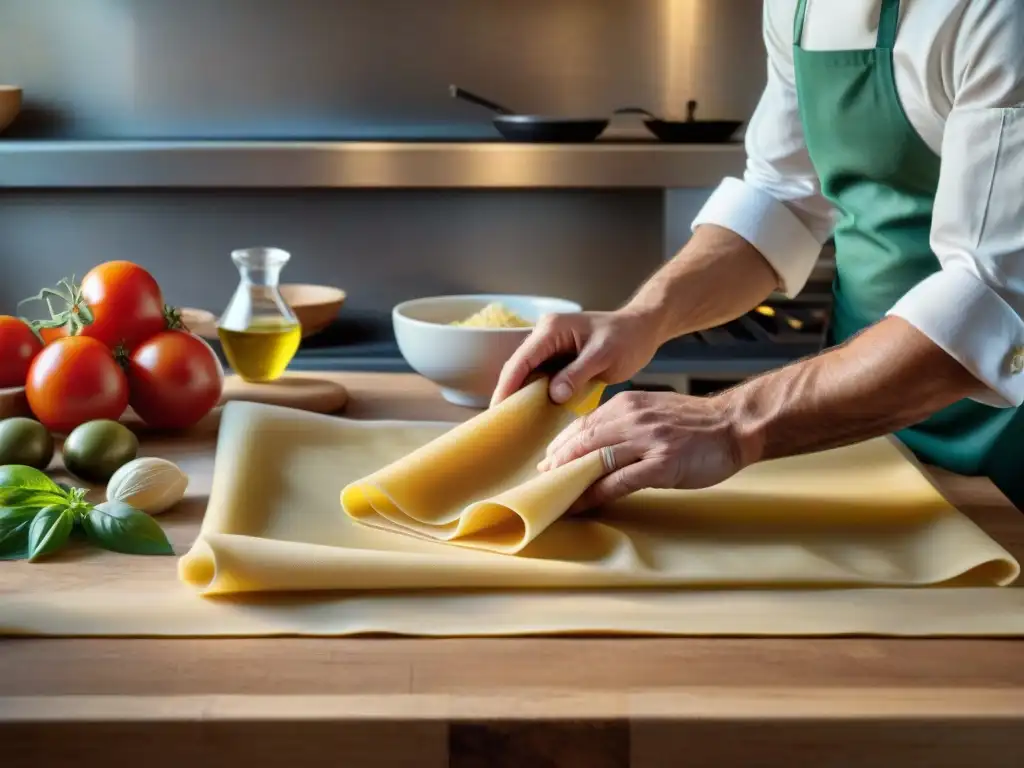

{"left": 0, "top": 506, "right": 38, "bottom": 560}
{"left": 83, "top": 501, "right": 174, "bottom": 556}
{"left": 27, "top": 505, "right": 74, "bottom": 562}
{"left": 0, "top": 465, "right": 65, "bottom": 495}
{"left": 0, "top": 488, "right": 67, "bottom": 508}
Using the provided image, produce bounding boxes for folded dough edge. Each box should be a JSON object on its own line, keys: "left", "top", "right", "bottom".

{"left": 340, "top": 377, "right": 606, "bottom": 553}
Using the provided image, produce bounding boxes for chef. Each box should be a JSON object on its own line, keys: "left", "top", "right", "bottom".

{"left": 492, "top": 0, "right": 1024, "bottom": 511}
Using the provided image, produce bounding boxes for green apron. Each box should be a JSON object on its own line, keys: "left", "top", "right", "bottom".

{"left": 792, "top": 0, "right": 1024, "bottom": 509}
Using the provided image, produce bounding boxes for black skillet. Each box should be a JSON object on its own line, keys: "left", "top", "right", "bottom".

{"left": 614, "top": 100, "right": 742, "bottom": 143}
{"left": 450, "top": 85, "right": 609, "bottom": 143}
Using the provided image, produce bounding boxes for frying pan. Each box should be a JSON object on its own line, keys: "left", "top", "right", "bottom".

{"left": 450, "top": 85, "right": 609, "bottom": 143}
{"left": 614, "top": 100, "right": 742, "bottom": 143}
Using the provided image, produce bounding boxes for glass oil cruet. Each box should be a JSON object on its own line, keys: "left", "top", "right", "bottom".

{"left": 217, "top": 247, "right": 302, "bottom": 383}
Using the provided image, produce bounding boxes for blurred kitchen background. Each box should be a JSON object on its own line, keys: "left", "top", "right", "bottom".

{"left": 0, "top": 0, "right": 835, "bottom": 394}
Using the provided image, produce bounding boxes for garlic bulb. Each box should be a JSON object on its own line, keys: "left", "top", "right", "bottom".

{"left": 106, "top": 457, "right": 189, "bottom": 515}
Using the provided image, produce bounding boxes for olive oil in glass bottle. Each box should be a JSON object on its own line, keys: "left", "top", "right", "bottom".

{"left": 217, "top": 247, "right": 302, "bottom": 382}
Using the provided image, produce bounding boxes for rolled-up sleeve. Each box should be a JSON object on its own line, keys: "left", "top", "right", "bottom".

{"left": 888, "top": 107, "right": 1024, "bottom": 408}
{"left": 691, "top": 0, "right": 837, "bottom": 297}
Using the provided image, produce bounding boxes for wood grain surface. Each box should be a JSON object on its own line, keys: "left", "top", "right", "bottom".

{"left": 219, "top": 371, "right": 349, "bottom": 413}
{"left": 2, "top": 373, "right": 1023, "bottom": 767}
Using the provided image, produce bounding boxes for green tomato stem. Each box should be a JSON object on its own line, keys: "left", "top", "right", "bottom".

{"left": 16, "top": 274, "right": 95, "bottom": 336}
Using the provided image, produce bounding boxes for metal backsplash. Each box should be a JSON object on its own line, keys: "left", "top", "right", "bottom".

{"left": 0, "top": 189, "right": 668, "bottom": 314}
{"left": 0, "top": 0, "right": 765, "bottom": 139}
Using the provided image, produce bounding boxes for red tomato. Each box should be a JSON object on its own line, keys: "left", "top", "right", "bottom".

{"left": 26, "top": 336, "right": 129, "bottom": 433}
{"left": 77, "top": 261, "right": 167, "bottom": 351}
{"left": 0, "top": 316, "right": 44, "bottom": 388}
{"left": 127, "top": 331, "right": 224, "bottom": 429}
{"left": 39, "top": 326, "right": 68, "bottom": 345}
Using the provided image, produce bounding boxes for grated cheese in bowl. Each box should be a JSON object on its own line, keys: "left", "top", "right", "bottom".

{"left": 450, "top": 302, "right": 533, "bottom": 329}
{"left": 393, "top": 294, "right": 581, "bottom": 407}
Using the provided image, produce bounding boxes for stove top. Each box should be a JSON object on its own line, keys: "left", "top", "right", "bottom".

{"left": 205, "top": 259, "right": 836, "bottom": 380}
{"left": 255, "top": 288, "right": 833, "bottom": 379}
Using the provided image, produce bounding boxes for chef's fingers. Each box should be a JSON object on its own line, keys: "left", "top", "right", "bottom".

{"left": 491, "top": 323, "right": 573, "bottom": 407}
{"left": 599, "top": 441, "right": 645, "bottom": 476}
{"left": 548, "top": 344, "right": 608, "bottom": 406}
{"left": 539, "top": 411, "right": 596, "bottom": 469}
{"left": 542, "top": 388, "right": 640, "bottom": 465}
{"left": 539, "top": 410, "right": 627, "bottom": 471}
{"left": 567, "top": 460, "right": 659, "bottom": 514}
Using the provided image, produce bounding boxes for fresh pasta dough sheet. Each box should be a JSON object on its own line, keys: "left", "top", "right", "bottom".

{"left": 177, "top": 379, "right": 1019, "bottom": 596}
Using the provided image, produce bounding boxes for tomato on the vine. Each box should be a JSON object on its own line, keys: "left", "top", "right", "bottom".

{"left": 0, "top": 316, "right": 44, "bottom": 388}
{"left": 79, "top": 261, "right": 167, "bottom": 350}
{"left": 38, "top": 326, "right": 69, "bottom": 345}
{"left": 126, "top": 330, "right": 224, "bottom": 429}
{"left": 25, "top": 336, "right": 129, "bottom": 433}
{"left": 21, "top": 261, "right": 168, "bottom": 352}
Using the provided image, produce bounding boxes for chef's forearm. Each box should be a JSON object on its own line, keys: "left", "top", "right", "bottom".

{"left": 721, "top": 316, "right": 985, "bottom": 465}
{"left": 623, "top": 224, "right": 780, "bottom": 346}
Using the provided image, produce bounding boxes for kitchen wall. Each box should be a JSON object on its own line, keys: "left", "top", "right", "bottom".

{"left": 0, "top": 0, "right": 766, "bottom": 315}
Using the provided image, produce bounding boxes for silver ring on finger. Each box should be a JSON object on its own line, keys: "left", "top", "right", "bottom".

{"left": 600, "top": 445, "right": 618, "bottom": 475}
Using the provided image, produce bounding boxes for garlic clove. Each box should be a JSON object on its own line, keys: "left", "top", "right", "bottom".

{"left": 106, "top": 457, "right": 189, "bottom": 515}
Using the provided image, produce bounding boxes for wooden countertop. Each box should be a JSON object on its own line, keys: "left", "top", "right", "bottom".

{"left": 3, "top": 373, "right": 1023, "bottom": 767}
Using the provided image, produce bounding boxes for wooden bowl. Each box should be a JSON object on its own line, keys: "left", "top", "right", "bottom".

{"left": 179, "top": 307, "right": 219, "bottom": 339}
{"left": 280, "top": 284, "right": 347, "bottom": 338}
{"left": 0, "top": 86, "right": 22, "bottom": 134}
{"left": 177, "top": 284, "right": 345, "bottom": 341}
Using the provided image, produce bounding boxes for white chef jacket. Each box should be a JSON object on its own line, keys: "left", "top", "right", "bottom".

{"left": 692, "top": 0, "right": 1024, "bottom": 408}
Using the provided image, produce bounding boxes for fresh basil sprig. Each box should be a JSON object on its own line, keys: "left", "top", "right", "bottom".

{"left": 83, "top": 501, "right": 176, "bottom": 556}
{"left": 28, "top": 505, "right": 75, "bottom": 561}
{"left": 0, "top": 465, "right": 174, "bottom": 561}
{"left": 0, "top": 506, "right": 37, "bottom": 561}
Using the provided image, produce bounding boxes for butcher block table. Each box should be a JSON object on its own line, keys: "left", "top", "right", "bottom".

{"left": 2, "top": 373, "right": 1023, "bottom": 768}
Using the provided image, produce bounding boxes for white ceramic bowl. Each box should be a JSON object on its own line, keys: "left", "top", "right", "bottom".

{"left": 393, "top": 294, "right": 582, "bottom": 408}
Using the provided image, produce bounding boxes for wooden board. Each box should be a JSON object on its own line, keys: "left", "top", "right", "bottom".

{"left": 0, "top": 373, "right": 351, "bottom": 428}
{"left": 219, "top": 372, "right": 349, "bottom": 414}
{"left": 2, "top": 373, "right": 1024, "bottom": 766}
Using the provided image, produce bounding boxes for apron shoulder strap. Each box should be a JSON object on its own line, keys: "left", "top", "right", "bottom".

{"left": 794, "top": 0, "right": 901, "bottom": 50}
{"left": 876, "top": 0, "right": 901, "bottom": 50}
{"left": 793, "top": 0, "right": 809, "bottom": 46}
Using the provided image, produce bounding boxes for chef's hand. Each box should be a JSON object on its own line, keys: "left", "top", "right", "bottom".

{"left": 490, "top": 309, "right": 660, "bottom": 408}
{"left": 538, "top": 390, "right": 745, "bottom": 513}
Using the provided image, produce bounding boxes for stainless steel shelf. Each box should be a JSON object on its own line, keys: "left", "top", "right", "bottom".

{"left": 0, "top": 140, "right": 745, "bottom": 189}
